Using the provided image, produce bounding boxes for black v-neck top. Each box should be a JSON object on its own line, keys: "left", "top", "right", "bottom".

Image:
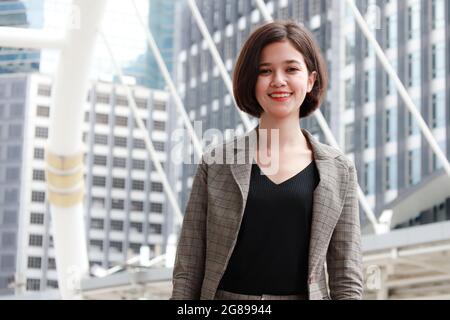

{"left": 218, "top": 160, "right": 320, "bottom": 295}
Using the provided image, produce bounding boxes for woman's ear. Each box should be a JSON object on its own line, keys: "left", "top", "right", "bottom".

{"left": 307, "top": 71, "right": 317, "bottom": 93}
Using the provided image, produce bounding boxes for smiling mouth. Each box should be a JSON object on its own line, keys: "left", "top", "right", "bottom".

{"left": 268, "top": 93, "right": 293, "bottom": 98}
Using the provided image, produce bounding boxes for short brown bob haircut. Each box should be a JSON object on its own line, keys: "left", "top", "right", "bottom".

{"left": 233, "top": 21, "right": 328, "bottom": 118}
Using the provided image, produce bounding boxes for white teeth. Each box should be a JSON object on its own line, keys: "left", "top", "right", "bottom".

{"left": 270, "top": 93, "right": 292, "bottom": 98}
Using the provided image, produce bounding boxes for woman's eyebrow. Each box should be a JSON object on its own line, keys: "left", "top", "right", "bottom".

{"left": 259, "top": 60, "right": 302, "bottom": 67}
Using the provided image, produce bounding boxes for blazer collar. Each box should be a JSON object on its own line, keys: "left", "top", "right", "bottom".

{"left": 228, "top": 125, "right": 348, "bottom": 280}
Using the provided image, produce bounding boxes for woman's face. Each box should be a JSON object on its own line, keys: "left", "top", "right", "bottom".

{"left": 255, "top": 40, "right": 317, "bottom": 120}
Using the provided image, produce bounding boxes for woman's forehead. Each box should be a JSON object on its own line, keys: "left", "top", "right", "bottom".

{"left": 259, "top": 41, "right": 306, "bottom": 64}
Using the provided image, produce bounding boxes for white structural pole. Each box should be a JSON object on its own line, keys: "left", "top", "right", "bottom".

{"left": 186, "top": 0, "right": 253, "bottom": 132}
{"left": 46, "top": 0, "right": 107, "bottom": 299}
{"left": 254, "top": 0, "right": 381, "bottom": 232}
{"left": 99, "top": 32, "right": 184, "bottom": 225}
{"left": 0, "top": 27, "right": 65, "bottom": 49}
{"left": 131, "top": 0, "right": 203, "bottom": 159}
{"left": 345, "top": 0, "right": 450, "bottom": 177}
{"left": 254, "top": 0, "right": 274, "bottom": 23}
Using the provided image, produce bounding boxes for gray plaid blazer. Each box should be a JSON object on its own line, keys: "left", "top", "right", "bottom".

{"left": 171, "top": 127, "right": 363, "bottom": 300}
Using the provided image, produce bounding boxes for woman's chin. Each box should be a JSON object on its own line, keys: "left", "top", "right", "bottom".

{"left": 265, "top": 107, "right": 297, "bottom": 119}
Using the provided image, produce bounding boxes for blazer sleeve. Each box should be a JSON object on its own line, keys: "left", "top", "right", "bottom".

{"left": 326, "top": 164, "right": 364, "bottom": 300}
{"left": 171, "top": 156, "right": 208, "bottom": 300}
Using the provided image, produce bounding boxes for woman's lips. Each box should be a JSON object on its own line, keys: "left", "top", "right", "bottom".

{"left": 268, "top": 93, "right": 292, "bottom": 102}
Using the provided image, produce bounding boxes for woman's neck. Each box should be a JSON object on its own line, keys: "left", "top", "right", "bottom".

{"left": 258, "top": 115, "right": 308, "bottom": 152}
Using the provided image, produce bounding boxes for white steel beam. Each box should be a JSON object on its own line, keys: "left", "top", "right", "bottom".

{"left": 186, "top": 0, "right": 253, "bottom": 131}
{"left": 131, "top": 0, "right": 203, "bottom": 159}
{"left": 344, "top": 0, "right": 450, "bottom": 178}
{"left": 254, "top": 0, "right": 380, "bottom": 232}
{"left": 0, "top": 27, "right": 65, "bottom": 49}
{"left": 46, "top": 0, "right": 108, "bottom": 300}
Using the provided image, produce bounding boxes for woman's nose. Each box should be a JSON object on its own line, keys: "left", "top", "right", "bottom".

{"left": 270, "top": 72, "right": 287, "bottom": 87}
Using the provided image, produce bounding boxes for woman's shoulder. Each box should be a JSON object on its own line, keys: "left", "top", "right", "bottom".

{"left": 314, "top": 140, "right": 356, "bottom": 171}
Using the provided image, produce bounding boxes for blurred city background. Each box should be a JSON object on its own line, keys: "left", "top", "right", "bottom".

{"left": 0, "top": 0, "right": 449, "bottom": 300}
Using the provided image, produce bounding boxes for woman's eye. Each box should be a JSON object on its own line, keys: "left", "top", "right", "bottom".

{"left": 259, "top": 69, "right": 270, "bottom": 74}
{"left": 287, "top": 67, "right": 299, "bottom": 72}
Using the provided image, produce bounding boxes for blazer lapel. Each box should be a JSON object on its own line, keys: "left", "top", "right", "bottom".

{"left": 229, "top": 127, "right": 258, "bottom": 211}
{"left": 302, "top": 129, "right": 349, "bottom": 281}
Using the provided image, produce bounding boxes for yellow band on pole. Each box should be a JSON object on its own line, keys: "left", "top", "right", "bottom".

{"left": 47, "top": 187, "right": 84, "bottom": 208}
{"left": 46, "top": 169, "right": 83, "bottom": 189}
{"left": 45, "top": 149, "right": 83, "bottom": 171}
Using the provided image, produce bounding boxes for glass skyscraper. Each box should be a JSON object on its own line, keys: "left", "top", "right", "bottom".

{"left": 0, "top": 0, "right": 43, "bottom": 74}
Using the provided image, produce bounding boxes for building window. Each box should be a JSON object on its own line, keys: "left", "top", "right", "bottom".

{"left": 385, "top": 157, "right": 391, "bottom": 190}
{"left": 151, "top": 182, "right": 163, "bottom": 192}
{"left": 385, "top": 109, "right": 391, "bottom": 142}
{"left": 29, "top": 234, "right": 43, "bottom": 247}
{"left": 132, "top": 159, "right": 145, "bottom": 170}
{"left": 8, "top": 124, "right": 22, "bottom": 138}
{"left": 26, "top": 279, "right": 40, "bottom": 291}
{"left": 95, "top": 113, "right": 109, "bottom": 125}
{"left": 27, "top": 256, "right": 42, "bottom": 269}
{"left": 132, "top": 180, "right": 144, "bottom": 191}
{"left": 30, "top": 213, "right": 44, "bottom": 225}
{"left": 96, "top": 93, "right": 110, "bottom": 104}
{"left": 3, "top": 210, "right": 17, "bottom": 225}
{"left": 345, "top": 33, "right": 355, "bottom": 65}
{"left": 111, "top": 199, "right": 124, "bottom": 210}
{"left": 6, "top": 167, "right": 20, "bottom": 181}
{"left": 48, "top": 258, "right": 56, "bottom": 270}
{"left": 110, "top": 220, "right": 123, "bottom": 231}
{"left": 94, "top": 134, "right": 108, "bottom": 145}
{"left": 31, "top": 191, "right": 45, "bottom": 203}
{"left": 34, "top": 148, "right": 44, "bottom": 159}
{"left": 9, "top": 103, "right": 24, "bottom": 117}
{"left": 431, "top": 43, "right": 445, "bottom": 79}
{"left": 153, "top": 120, "right": 165, "bottom": 131}
{"left": 431, "top": 0, "right": 445, "bottom": 30}
{"left": 92, "top": 176, "right": 106, "bottom": 187}
{"left": 110, "top": 241, "right": 123, "bottom": 253}
{"left": 91, "top": 197, "right": 105, "bottom": 209}
{"left": 32, "top": 169, "right": 45, "bottom": 181}
{"left": 153, "top": 101, "right": 165, "bottom": 111}
{"left": 11, "top": 82, "right": 25, "bottom": 97}
{"left": 133, "top": 138, "right": 145, "bottom": 149}
{"left": 154, "top": 141, "right": 165, "bottom": 152}
{"left": 93, "top": 155, "right": 107, "bottom": 166}
{"left": 114, "top": 136, "right": 127, "bottom": 148}
{"left": 34, "top": 126, "right": 48, "bottom": 139}
{"left": 36, "top": 105, "right": 50, "bottom": 117}
{"left": 129, "top": 243, "right": 141, "bottom": 253}
{"left": 90, "top": 218, "right": 104, "bottom": 230}
{"left": 115, "top": 115, "right": 128, "bottom": 127}
{"left": 38, "top": 84, "right": 51, "bottom": 97}
{"left": 1, "top": 232, "right": 16, "bottom": 248}
{"left": 345, "top": 78, "right": 354, "bottom": 110}
{"left": 47, "top": 280, "right": 58, "bottom": 288}
{"left": 113, "top": 157, "right": 126, "bottom": 168}
{"left": 130, "top": 222, "right": 143, "bottom": 233}
{"left": 0, "top": 254, "right": 15, "bottom": 270}
{"left": 89, "top": 239, "right": 103, "bottom": 251}
{"left": 135, "top": 97, "right": 147, "bottom": 109}
{"left": 131, "top": 201, "right": 143, "bottom": 212}
{"left": 150, "top": 202, "right": 163, "bottom": 213}
{"left": 7, "top": 145, "right": 22, "bottom": 160}
{"left": 115, "top": 95, "right": 128, "bottom": 106}
{"left": 149, "top": 223, "right": 162, "bottom": 235}
{"left": 112, "top": 178, "right": 125, "bottom": 189}
{"left": 345, "top": 123, "right": 355, "bottom": 153}
{"left": 4, "top": 189, "right": 18, "bottom": 203}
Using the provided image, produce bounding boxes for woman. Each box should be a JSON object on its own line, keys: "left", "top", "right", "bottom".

{"left": 171, "top": 21, "right": 363, "bottom": 300}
